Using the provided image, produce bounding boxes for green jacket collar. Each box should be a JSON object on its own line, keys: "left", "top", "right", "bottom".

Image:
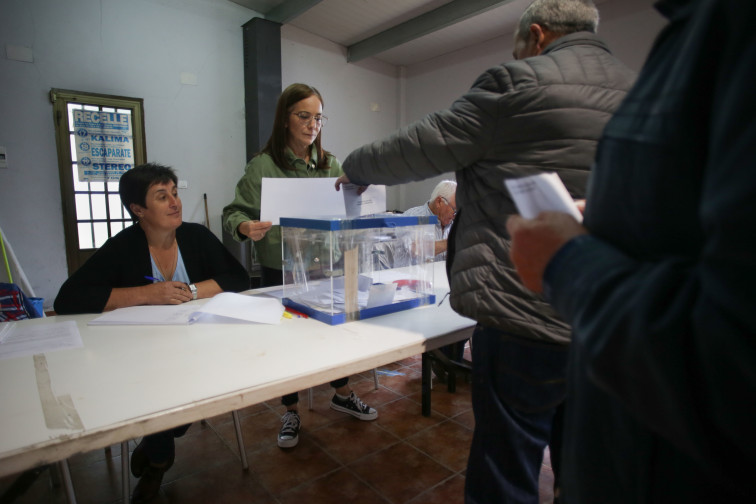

{"left": 284, "top": 145, "right": 319, "bottom": 171}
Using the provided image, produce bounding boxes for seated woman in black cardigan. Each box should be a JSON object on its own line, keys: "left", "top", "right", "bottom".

{"left": 54, "top": 163, "right": 249, "bottom": 503}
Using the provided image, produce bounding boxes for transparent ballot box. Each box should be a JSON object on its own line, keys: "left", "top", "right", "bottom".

{"left": 280, "top": 214, "right": 437, "bottom": 324}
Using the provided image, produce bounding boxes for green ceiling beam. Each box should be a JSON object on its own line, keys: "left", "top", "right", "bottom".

{"left": 347, "top": 0, "right": 516, "bottom": 63}
{"left": 266, "top": 0, "right": 324, "bottom": 24}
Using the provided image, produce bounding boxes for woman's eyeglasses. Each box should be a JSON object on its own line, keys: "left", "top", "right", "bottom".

{"left": 291, "top": 111, "right": 328, "bottom": 126}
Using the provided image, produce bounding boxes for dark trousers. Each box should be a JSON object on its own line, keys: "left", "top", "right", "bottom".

{"left": 465, "top": 324, "right": 567, "bottom": 504}
{"left": 142, "top": 423, "right": 191, "bottom": 465}
{"left": 261, "top": 266, "right": 351, "bottom": 408}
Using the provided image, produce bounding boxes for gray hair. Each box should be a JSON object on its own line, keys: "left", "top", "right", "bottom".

{"left": 430, "top": 180, "right": 457, "bottom": 202}
{"left": 517, "top": 0, "right": 599, "bottom": 40}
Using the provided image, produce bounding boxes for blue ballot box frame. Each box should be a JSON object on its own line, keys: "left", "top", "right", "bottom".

{"left": 280, "top": 215, "right": 437, "bottom": 325}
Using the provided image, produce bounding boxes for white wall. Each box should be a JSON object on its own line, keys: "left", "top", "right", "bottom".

{"left": 0, "top": 0, "right": 254, "bottom": 308}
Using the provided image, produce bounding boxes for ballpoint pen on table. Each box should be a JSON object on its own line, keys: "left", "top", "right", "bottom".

{"left": 284, "top": 307, "right": 309, "bottom": 319}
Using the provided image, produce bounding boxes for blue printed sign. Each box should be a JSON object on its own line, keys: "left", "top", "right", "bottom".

{"left": 73, "top": 110, "right": 135, "bottom": 182}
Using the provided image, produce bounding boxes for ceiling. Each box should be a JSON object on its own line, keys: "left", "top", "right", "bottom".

{"left": 225, "top": 0, "right": 648, "bottom": 67}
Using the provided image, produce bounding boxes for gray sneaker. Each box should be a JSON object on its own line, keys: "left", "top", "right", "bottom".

{"left": 278, "top": 410, "right": 300, "bottom": 448}
{"left": 330, "top": 391, "right": 378, "bottom": 420}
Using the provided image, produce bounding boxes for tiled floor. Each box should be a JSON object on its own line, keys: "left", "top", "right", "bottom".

{"left": 0, "top": 353, "right": 555, "bottom": 503}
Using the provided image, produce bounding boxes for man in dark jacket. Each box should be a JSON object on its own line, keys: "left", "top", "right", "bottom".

{"left": 335, "top": 1, "right": 636, "bottom": 502}
{"left": 507, "top": 0, "right": 756, "bottom": 501}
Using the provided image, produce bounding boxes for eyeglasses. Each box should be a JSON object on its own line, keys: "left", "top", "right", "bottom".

{"left": 442, "top": 197, "right": 457, "bottom": 217}
{"left": 291, "top": 111, "right": 328, "bottom": 126}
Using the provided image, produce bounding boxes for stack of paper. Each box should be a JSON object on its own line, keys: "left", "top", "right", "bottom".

{"left": 89, "top": 292, "right": 285, "bottom": 326}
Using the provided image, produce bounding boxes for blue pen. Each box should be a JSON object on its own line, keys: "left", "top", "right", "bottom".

{"left": 144, "top": 276, "right": 159, "bottom": 282}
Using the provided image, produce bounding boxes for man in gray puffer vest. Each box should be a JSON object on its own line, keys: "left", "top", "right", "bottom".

{"left": 336, "top": 1, "right": 635, "bottom": 502}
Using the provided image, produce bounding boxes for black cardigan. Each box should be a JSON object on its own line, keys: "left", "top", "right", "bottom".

{"left": 54, "top": 222, "right": 249, "bottom": 314}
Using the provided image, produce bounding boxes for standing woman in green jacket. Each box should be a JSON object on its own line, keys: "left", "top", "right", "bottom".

{"left": 222, "top": 83, "right": 377, "bottom": 450}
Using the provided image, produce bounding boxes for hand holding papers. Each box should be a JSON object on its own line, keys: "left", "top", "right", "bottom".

{"left": 342, "top": 183, "right": 386, "bottom": 217}
{"left": 504, "top": 173, "right": 583, "bottom": 222}
{"left": 89, "top": 292, "right": 285, "bottom": 326}
{"left": 260, "top": 177, "right": 386, "bottom": 224}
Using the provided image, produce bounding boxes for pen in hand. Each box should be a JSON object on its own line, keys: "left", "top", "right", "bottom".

{"left": 144, "top": 276, "right": 159, "bottom": 282}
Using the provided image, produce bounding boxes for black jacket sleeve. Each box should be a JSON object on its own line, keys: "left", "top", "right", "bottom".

{"left": 53, "top": 225, "right": 152, "bottom": 314}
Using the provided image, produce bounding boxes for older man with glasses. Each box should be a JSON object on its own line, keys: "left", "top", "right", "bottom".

{"left": 401, "top": 179, "right": 457, "bottom": 259}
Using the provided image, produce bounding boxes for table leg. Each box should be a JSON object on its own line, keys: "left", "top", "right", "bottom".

{"left": 57, "top": 459, "right": 77, "bottom": 504}
{"left": 232, "top": 410, "right": 249, "bottom": 470}
{"left": 421, "top": 352, "right": 431, "bottom": 417}
{"left": 121, "top": 441, "right": 129, "bottom": 503}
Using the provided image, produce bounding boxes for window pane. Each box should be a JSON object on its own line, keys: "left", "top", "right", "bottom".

{"left": 78, "top": 222, "right": 94, "bottom": 249}
{"left": 75, "top": 193, "right": 92, "bottom": 220}
{"left": 91, "top": 194, "right": 107, "bottom": 220}
{"left": 69, "top": 134, "right": 78, "bottom": 162}
{"left": 67, "top": 103, "right": 82, "bottom": 131}
{"left": 107, "top": 181, "right": 119, "bottom": 192}
{"left": 110, "top": 221, "right": 125, "bottom": 236}
{"left": 72, "top": 164, "right": 88, "bottom": 191}
{"left": 102, "top": 107, "right": 115, "bottom": 113}
{"left": 117, "top": 108, "right": 132, "bottom": 115}
{"left": 93, "top": 222, "right": 109, "bottom": 248}
{"left": 90, "top": 181, "right": 105, "bottom": 192}
{"left": 108, "top": 194, "right": 123, "bottom": 219}
{"left": 83, "top": 104, "right": 98, "bottom": 111}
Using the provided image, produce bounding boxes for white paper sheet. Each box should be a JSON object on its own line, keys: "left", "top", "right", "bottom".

{"left": 342, "top": 183, "right": 387, "bottom": 217}
{"left": 88, "top": 292, "right": 284, "bottom": 326}
{"left": 194, "top": 292, "right": 284, "bottom": 324}
{"left": 504, "top": 172, "right": 583, "bottom": 222}
{"left": 260, "top": 177, "right": 345, "bottom": 225}
{"left": 366, "top": 283, "right": 397, "bottom": 308}
{"left": 0, "top": 320, "right": 83, "bottom": 360}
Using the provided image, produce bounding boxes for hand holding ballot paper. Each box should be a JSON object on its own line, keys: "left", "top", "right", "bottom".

{"left": 504, "top": 172, "right": 583, "bottom": 222}
{"left": 504, "top": 172, "right": 588, "bottom": 293}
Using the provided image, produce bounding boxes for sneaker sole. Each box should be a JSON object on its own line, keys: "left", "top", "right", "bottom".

{"left": 330, "top": 402, "right": 378, "bottom": 421}
{"left": 278, "top": 436, "right": 299, "bottom": 448}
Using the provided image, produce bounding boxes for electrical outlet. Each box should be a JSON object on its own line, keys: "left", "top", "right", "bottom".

{"left": 178, "top": 180, "right": 188, "bottom": 189}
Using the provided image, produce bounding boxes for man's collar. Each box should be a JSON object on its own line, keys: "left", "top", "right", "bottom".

{"left": 542, "top": 31, "right": 610, "bottom": 56}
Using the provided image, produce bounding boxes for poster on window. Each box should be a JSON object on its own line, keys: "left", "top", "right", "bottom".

{"left": 73, "top": 110, "right": 134, "bottom": 182}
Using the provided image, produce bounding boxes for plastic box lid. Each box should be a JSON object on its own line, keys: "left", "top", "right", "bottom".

{"left": 279, "top": 214, "right": 438, "bottom": 231}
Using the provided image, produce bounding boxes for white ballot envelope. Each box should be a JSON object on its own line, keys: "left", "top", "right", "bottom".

{"left": 342, "top": 183, "right": 386, "bottom": 218}
{"left": 260, "top": 178, "right": 387, "bottom": 224}
{"left": 504, "top": 173, "right": 583, "bottom": 222}
{"left": 261, "top": 178, "right": 345, "bottom": 225}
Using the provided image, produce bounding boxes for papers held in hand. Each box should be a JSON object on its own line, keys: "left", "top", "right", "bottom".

{"left": 504, "top": 172, "right": 583, "bottom": 222}
{"left": 88, "top": 292, "right": 285, "bottom": 326}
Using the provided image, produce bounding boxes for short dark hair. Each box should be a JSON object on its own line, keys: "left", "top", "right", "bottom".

{"left": 119, "top": 163, "right": 177, "bottom": 220}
